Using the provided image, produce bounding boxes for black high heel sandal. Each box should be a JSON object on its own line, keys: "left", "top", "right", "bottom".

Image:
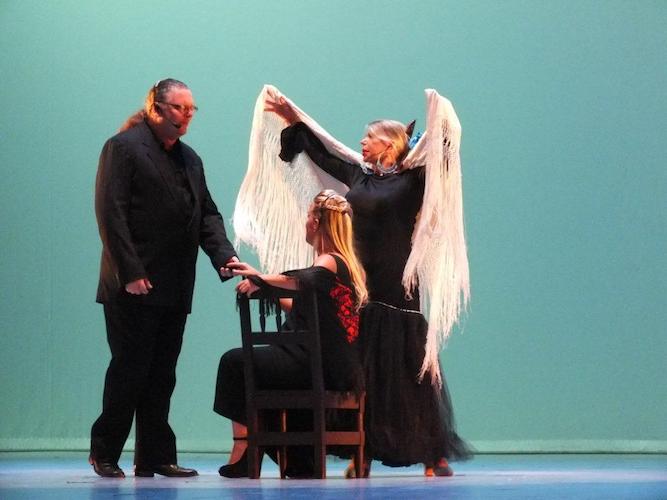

{"left": 219, "top": 437, "right": 249, "bottom": 478}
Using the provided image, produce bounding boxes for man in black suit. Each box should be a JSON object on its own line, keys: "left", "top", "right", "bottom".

{"left": 90, "top": 78, "right": 238, "bottom": 478}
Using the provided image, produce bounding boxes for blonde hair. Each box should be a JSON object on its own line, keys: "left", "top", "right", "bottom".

{"left": 366, "top": 119, "right": 410, "bottom": 165}
{"left": 312, "top": 190, "right": 368, "bottom": 309}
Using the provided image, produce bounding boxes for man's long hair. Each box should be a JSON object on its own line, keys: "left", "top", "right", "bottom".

{"left": 119, "top": 78, "right": 188, "bottom": 132}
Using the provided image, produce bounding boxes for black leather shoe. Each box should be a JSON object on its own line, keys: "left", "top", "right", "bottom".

{"left": 135, "top": 464, "right": 198, "bottom": 477}
{"left": 89, "top": 456, "right": 125, "bottom": 478}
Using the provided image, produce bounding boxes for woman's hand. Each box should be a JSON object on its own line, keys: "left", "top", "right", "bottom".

{"left": 231, "top": 261, "right": 261, "bottom": 296}
{"left": 227, "top": 261, "right": 260, "bottom": 277}
{"left": 236, "top": 278, "right": 260, "bottom": 296}
{"left": 264, "top": 88, "right": 299, "bottom": 125}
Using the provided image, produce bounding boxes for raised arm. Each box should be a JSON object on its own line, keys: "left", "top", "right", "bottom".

{"left": 265, "top": 90, "right": 364, "bottom": 187}
{"left": 279, "top": 122, "right": 364, "bottom": 187}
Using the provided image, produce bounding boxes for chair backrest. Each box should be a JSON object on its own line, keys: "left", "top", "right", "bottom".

{"left": 239, "top": 287, "right": 325, "bottom": 402}
{"left": 237, "top": 287, "right": 365, "bottom": 479}
{"left": 239, "top": 288, "right": 325, "bottom": 477}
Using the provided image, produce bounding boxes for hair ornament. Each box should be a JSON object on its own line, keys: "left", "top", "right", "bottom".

{"left": 408, "top": 131, "right": 423, "bottom": 149}
{"left": 318, "top": 192, "right": 352, "bottom": 214}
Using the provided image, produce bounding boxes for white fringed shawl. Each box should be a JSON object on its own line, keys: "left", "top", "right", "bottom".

{"left": 233, "top": 84, "right": 469, "bottom": 385}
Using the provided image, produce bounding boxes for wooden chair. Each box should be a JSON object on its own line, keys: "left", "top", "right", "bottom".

{"left": 238, "top": 288, "right": 365, "bottom": 479}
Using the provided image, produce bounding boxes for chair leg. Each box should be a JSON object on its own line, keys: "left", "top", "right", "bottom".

{"left": 247, "top": 412, "right": 261, "bottom": 479}
{"left": 314, "top": 444, "right": 325, "bottom": 479}
{"left": 355, "top": 448, "right": 363, "bottom": 478}
{"left": 355, "top": 452, "right": 370, "bottom": 478}
{"left": 356, "top": 394, "right": 367, "bottom": 478}
{"left": 247, "top": 442, "right": 262, "bottom": 479}
{"left": 278, "top": 409, "right": 287, "bottom": 479}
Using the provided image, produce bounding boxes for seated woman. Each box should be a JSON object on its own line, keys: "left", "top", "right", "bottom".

{"left": 213, "top": 189, "right": 368, "bottom": 478}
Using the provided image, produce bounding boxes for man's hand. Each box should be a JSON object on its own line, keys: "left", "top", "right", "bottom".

{"left": 125, "top": 278, "right": 153, "bottom": 295}
{"left": 220, "top": 256, "right": 240, "bottom": 278}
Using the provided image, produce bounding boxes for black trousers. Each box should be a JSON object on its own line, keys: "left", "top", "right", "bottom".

{"left": 213, "top": 345, "right": 359, "bottom": 474}
{"left": 213, "top": 346, "right": 309, "bottom": 423}
{"left": 90, "top": 301, "right": 187, "bottom": 466}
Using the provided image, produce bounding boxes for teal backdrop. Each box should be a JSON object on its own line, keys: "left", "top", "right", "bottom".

{"left": 1, "top": 1, "right": 665, "bottom": 454}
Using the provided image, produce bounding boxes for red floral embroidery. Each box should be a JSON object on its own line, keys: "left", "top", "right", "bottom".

{"left": 330, "top": 281, "right": 359, "bottom": 343}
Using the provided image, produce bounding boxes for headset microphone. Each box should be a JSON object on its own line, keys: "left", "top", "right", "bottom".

{"left": 156, "top": 102, "right": 182, "bottom": 129}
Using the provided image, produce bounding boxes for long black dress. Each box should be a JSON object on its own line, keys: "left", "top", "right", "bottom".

{"left": 280, "top": 122, "right": 471, "bottom": 466}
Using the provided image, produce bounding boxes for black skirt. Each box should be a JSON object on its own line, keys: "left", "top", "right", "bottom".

{"left": 360, "top": 302, "right": 472, "bottom": 466}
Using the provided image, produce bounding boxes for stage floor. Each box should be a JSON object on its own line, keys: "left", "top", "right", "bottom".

{"left": 1, "top": 452, "right": 666, "bottom": 499}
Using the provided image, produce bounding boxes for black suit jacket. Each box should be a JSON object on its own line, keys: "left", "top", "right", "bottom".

{"left": 95, "top": 120, "right": 237, "bottom": 312}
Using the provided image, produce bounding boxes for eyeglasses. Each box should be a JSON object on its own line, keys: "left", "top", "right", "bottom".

{"left": 157, "top": 101, "right": 199, "bottom": 114}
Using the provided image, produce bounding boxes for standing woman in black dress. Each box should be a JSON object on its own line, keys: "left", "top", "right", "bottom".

{"left": 264, "top": 93, "right": 471, "bottom": 476}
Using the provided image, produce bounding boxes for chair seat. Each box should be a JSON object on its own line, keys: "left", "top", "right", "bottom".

{"left": 253, "top": 390, "right": 363, "bottom": 409}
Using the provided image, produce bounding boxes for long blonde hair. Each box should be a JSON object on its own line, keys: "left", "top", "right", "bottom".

{"left": 312, "top": 190, "right": 368, "bottom": 309}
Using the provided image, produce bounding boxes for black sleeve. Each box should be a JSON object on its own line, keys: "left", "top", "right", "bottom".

{"left": 282, "top": 266, "right": 336, "bottom": 293}
{"left": 280, "top": 122, "right": 365, "bottom": 187}
{"left": 248, "top": 266, "right": 336, "bottom": 292}
{"left": 94, "top": 138, "right": 146, "bottom": 285}
{"left": 198, "top": 169, "right": 238, "bottom": 281}
{"left": 247, "top": 266, "right": 335, "bottom": 294}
